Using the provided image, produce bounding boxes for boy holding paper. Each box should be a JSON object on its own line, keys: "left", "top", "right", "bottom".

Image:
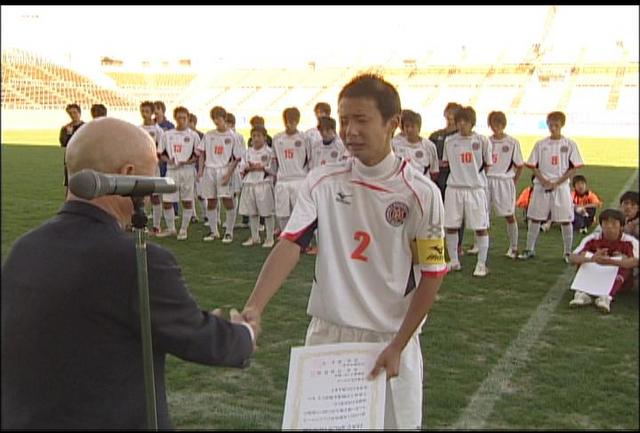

{"left": 568, "top": 209, "right": 638, "bottom": 313}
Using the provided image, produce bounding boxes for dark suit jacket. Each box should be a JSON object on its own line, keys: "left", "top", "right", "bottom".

{"left": 1, "top": 201, "right": 253, "bottom": 429}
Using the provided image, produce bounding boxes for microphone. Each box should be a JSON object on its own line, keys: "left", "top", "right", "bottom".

{"left": 69, "top": 169, "right": 177, "bottom": 199}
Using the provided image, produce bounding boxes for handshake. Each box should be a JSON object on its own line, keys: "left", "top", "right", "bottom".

{"left": 211, "top": 306, "right": 261, "bottom": 351}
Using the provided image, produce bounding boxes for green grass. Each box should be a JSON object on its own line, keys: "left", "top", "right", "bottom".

{"left": 2, "top": 143, "right": 638, "bottom": 429}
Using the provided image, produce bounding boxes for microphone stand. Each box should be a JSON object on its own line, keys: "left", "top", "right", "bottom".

{"left": 131, "top": 196, "right": 158, "bottom": 430}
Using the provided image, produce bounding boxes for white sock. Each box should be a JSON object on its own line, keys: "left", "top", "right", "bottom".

{"left": 249, "top": 215, "right": 260, "bottom": 241}
{"left": 152, "top": 203, "right": 162, "bottom": 230}
{"left": 279, "top": 216, "right": 289, "bottom": 232}
{"left": 446, "top": 232, "right": 459, "bottom": 263}
{"left": 476, "top": 234, "right": 489, "bottom": 264}
{"left": 180, "top": 208, "right": 193, "bottom": 232}
{"left": 225, "top": 207, "right": 236, "bottom": 235}
{"left": 191, "top": 199, "right": 197, "bottom": 218}
{"left": 206, "top": 207, "right": 218, "bottom": 234}
{"left": 265, "top": 216, "right": 275, "bottom": 242}
{"left": 561, "top": 224, "right": 573, "bottom": 255}
{"left": 507, "top": 221, "right": 518, "bottom": 251}
{"left": 526, "top": 221, "right": 541, "bottom": 251}
{"left": 163, "top": 206, "right": 176, "bottom": 231}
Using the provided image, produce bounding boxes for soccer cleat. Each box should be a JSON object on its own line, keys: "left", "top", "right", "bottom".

{"left": 594, "top": 295, "right": 611, "bottom": 314}
{"left": 466, "top": 245, "right": 479, "bottom": 255}
{"left": 518, "top": 250, "right": 535, "bottom": 260}
{"left": 177, "top": 229, "right": 188, "bottom": 241}
{"left": 203, "top": 232, "right": 218, "bottom": 242}
{"left": 222, "top": 233, "right": 233, "bottom": 244}
{"left": 242, "top": 238, "right": 258, "bottom": 247}
{"left": 569, "top": 290, "right": 592, "bottom": 308}
{"left": 156, "top": 229, "right": 177, "bottom": 238}
{"left": 306, "top": 246, "right": 319, "bottom": 255}
{"left": 149, "top": 227, "right": 161, "bottom": 237}
{"left": 447, "top": 261, "right": 462, "bottom": 271}
{"left": 564, "top": 253, "right": 571, "bottom": 264}
{"left": 190, "top": 216, "right": 198, "bottom": 224}
{"left": 473, "top": 262, "right": 488, "bottom": 277}
{"left": 505, "top": 248, "right": 518, "bottom": 259}
{"left": 540, "top": 221, "right": 552, "bottom": 232}
{"left": 579, "top": 227, "right": 588, "bottom": 234}
{"left": 262, "top": 239, "right": 275, "bottom": 248}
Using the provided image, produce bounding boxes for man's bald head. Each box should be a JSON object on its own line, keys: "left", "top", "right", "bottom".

{"left": 66, "top": 118, "right": 157, "bottom": 177}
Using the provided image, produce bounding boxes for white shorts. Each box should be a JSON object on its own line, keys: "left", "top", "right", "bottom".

{"left": 527, "top": 182, "right": 574, "bottom": 223}
{"left": 305, "top": 317, "right": 423, "bottom": 430}
{"left": 275, "top": 179, "right": 304, "bottom": 218}
{"left": 487, "top": 177, "right": 516, "bottom": 217}
{"left": 239, "top": 182, "right": 275, "bottom": 217}
{"left": 444, "top": 187, "right": 489, "bottom": 230}
{"left": 163, "top": 165, "right": 195, "bottom": 203}
{"left": 201, "top": 166, "right": 233, "bottom": 200}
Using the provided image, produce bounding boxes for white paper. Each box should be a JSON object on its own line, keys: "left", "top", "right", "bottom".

{"left": 282, "top": 342, "right": 387, "bottom": 430}
{"left": 570, "top": 252, "right": 622, "bottom": 297}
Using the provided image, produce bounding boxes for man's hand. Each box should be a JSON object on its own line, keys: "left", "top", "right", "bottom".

{"left": 65, "top": 125, "right": 73, "bottom": 135}
{"left": 240, "top": 306, "right": 262, "bottom": 338}
{"left": 212, "top": 307, "right": 261, "bottom": 350}
{"left": 368, "top": 342, "right": 402, "bottom": 380}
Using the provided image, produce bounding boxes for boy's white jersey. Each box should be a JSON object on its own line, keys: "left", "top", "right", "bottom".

{"left": 443, "top": 132, "right": 492, "bottom": 188}
{"left": 391, "top": 133, "right": 408, "bottom": 150}
{"left": 394, "top": 138, "right": 439, "bottom": 176}
{"left": 140, "top": 123, "right": 164, "bottom": 150}
{"left": 486, "top": 134, "right": 524, "bottom": 179}
{"left": 272, "top": 130, "right": 310, "bottom": 180}
{"left": 197, "top": 129, "right": 245, "bottom": 169}
{"left": 309, "top": 137, "right": 347, "bottom": 169}
{"left": 157, "top": 128, "right": 200, "bottom": 168}
{"left": 525, "top": 136, "right": 584, "bottom": 185}
{"left": 281, "top": 156, "right": 447, "bottom": 333}
{"left": 305, "top": 127, "right": 322, "bottom": 148}
{"left": 240, "top": 146, "right": 276, "bottom": 184}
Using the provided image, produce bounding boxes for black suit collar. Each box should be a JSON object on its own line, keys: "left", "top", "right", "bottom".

{"left": 59, "top": 200, "right": 123, "bottom": 230}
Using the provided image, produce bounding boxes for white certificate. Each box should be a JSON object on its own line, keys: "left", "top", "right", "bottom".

{"left": 282, "top": 342, "right": 387, "bottom": 430}
{"left": 570, "top": 252, "right": 621, "bottom": 297}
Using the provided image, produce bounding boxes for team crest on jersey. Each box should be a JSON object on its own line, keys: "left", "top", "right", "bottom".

{"left": 385, "top": 201, "right": 409, "bottom": 227}
{"left": 560, "top": 145, "right": 569, "bottom": 153}
{"left": 295, "top": 140, "right": 302, "bottom": 147}
{"left": 502, "top": 145, "right": 510, "bottom": 152}
{"left": 331, "top": 151, "right": 338, "bottom": 158}
{"left": 261, "top": 155, "right": 269, "bottom": 163}
{"left": 472, "top": 142, "right": 480, "bottom": 150}
{"left": 225, "top": 138, "right": 231, "bottom": 144}
{"left": 415, "top": 150, "right": 424, "bottom": 158}
{"left": 184, "top": 137, "right": 190, "bottom": 142}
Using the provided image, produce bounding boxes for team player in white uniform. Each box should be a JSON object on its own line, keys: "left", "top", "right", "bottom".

{"left": 156, "top": 106, "right": 200, "bottom": 240}
{"left": 392, "top": 110, "right": 439, "bottom": 182}
{"left": 304, "top": 102, "right": 331, "bottom": 151}
{"left": 272, "top": 107, "right": 311, "bottom": 231}
{"left": 485, "top": 111, "right": 524, "bottom": 258}
{"left": 518, "top": 111, "right": 584, "bottom": 262}
{"left": 442, "top": 106, "right": 493, "bottom": 277}
{"left": 139, "top": 100, "right": 165, "bottom": 235}
{"left": 226, "top": 112, "right": 249, "bottom": 229}
{"left": 308, "top": 116, "right": 347, "bottom": 169}
{"left": 238, "top": 125, "right": 277, "bottom": 248}
{"left": 197, "top": 106, "right": 245, "bottom": 244}
{"left": 241, "top": 74, "right": 447, "bottom": 430}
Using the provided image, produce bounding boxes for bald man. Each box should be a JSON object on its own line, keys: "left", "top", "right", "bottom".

{"left": 1, "top": 118, "right": 259, "bottom": 429}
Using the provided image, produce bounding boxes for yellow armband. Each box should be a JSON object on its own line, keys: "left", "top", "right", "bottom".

{"left": 414, "top": 238, "right": 445, "bottom": 265}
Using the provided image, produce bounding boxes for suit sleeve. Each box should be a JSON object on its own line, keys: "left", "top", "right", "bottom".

{"left": 133, "top": 244, "right": 253, "bottom": 368}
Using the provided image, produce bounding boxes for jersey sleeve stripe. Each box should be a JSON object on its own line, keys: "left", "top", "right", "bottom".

{"left": 350, "top": 180, "right": 394, "bottom": 193}
{"left": 421, "top": 268, "right": 448, "bottom": 278}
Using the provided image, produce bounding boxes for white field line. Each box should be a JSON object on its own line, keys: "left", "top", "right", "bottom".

{"left": 453, "top": 169, "right": 639, "bottom": 429}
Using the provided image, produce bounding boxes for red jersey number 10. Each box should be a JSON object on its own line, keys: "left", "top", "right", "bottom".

{"left": 460, "top": 152, "right": 473, "bottom": 164}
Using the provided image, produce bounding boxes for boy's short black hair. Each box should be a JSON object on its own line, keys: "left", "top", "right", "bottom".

{"left": 318, "top": 116, "right": 336, "bottom": 131}
{"left": 599, "top": 208, "right": 625, "bottom": 226}
{"left": 619, "top": 191, "right": 639, "bottom": 205}
{"left": 572, "top": 174, "right": 587, "bottom": 187}
{"left": 66, "top": 103, "right": 81, "bottom": 113}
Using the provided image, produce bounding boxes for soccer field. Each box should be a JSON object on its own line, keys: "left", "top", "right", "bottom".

{"left": 1, "top": 143, "right": 638, "bottom": 429}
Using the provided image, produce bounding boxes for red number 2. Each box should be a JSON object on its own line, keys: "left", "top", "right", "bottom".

{"left": 351, "top": 231, "right": 371, "bottom": 262}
